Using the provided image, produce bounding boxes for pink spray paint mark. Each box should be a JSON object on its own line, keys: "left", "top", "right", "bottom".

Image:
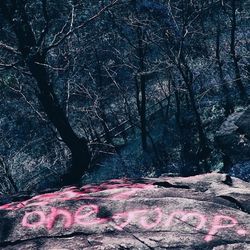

{"left": 237, "top": 229, "right": 247, "bottom": 236}
{"left": 110, "top": 190, "right": 138, "bottom": 201}
{"left": 20, "top": 205, "right": 248, "bottom": 243}
{"left": 0, "top": 183, "right": 154, "bottom": 211}
{"left": 111, "top": 209, "right": 147, "bottom": 230}
{"left": 140, "top": 208, "right": 163, "bottom": 229}
{"left": 46, "top": 207, "right": 73, "bottom": 230}
{"left": 165, "top": 210, "right": 186, "bottom": 227}
{"left": 112, "top": 208, "right": 163, "bottom": 230}
{"left": 181, "top": 212, "right": 207, "bottom": 230}
{"left": 22, "top": 211, "right": 46, "bottom": 229}
{"left": 112, "top": 211, "right": 134, "bottom": 230}
{"left": 165, "top": 210, "right": 207, "bottom": 231}
{"left": 75, "top": 205, "right": 108, "bottom": 226}
{"left": 205, "top": 215, "right": 238, "bottom": 242}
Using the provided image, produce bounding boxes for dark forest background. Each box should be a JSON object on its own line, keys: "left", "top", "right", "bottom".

{"left": 0, "top": 0, "right": 249, "bottom": 193}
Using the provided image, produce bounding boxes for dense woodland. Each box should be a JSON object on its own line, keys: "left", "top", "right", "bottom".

{"left": 0, "top": 0, "right": 249, "bottom": 193}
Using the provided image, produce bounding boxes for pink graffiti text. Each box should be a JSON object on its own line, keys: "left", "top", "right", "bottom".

{"left": 21, "top": 205, "right": 248, "bottom": 242}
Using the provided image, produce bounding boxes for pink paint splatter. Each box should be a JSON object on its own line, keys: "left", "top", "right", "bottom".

{"left": 46, "top": 207, "right": 73, "bottom": 230}
{"left": 140, "top": 208, "right": 163, "bottom": 229}
{"left": 75, "top": 205, "right": 108, "bottom": 226}
{"left": 205, "top": 215, "right": 238, "bottom": 242}
{"left": 22, "top": 211, "right": 46, "bottom": 229}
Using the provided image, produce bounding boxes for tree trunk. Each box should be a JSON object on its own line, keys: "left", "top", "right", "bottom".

{"left": 178, "top": 60, "right": 211, "bottom": 173}
{"left": 95, "top": 50, "right": 113, "bottom": 145}
{"left": 28, "top": 54, "right": 91, "bottom": 184}
{"left": 230, "top": 0, "right": 247, "bottom": 101}
{"left": 216, "top": 25, "right": 234, "bottom": 116}
{"left": 137, "top": 27, "right": 148, "bottom": 151}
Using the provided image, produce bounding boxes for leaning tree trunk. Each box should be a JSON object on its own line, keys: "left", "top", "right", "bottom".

{"left": 28, "top": 53, "right": 91, "bottom": 184}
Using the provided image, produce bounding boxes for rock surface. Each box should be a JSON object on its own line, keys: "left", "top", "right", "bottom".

{"left": 216, "top": 106, "right": 250, "bottom": 164}
{"left": 0, "top": 173, "right": 249, "bottom": 249}
{"left": 216, "top": 107, "right": 250, "bottom": 181}
{"left": 236, "top": 107, "right": 250, "bottom": 137}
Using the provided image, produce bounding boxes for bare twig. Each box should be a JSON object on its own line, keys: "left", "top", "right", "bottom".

{"left": 0, "top": 42, "right": 21, "bottom": 55}
{"left": 45, "top": 0, "right": 120, "bottom": 52}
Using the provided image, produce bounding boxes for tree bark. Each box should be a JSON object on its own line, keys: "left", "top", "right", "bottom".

{"left": 216, "top": 25, "right": 234, "bottom": 116}
{"left": 230, "top": 0, "right": 247, "bottom": 101}
{"left": 177, "top": 59, "right": 211, "bottom": 173}
{"left": 137, "top": 27, "right": 148, "bottom": 151}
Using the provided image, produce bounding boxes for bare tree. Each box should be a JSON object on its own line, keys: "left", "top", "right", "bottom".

{"left": 0, "top": 0, "right": 119, "bottom": 184}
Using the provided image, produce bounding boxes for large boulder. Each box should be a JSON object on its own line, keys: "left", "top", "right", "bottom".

{"left": 216, "top": 107, "right": 250, "bottom": 164}
{"left": 216, "top": 107, "right": 250, "bottom": 181}
{"left": 236, "top": 107, "right": 250, "bottom": 137}
{"left": 0, "top": 173, "right": 249, "bottom": 249}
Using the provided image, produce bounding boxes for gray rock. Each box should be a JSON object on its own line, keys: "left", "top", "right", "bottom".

{"left": 0, "top": 173, "right": 249, "bottom": 249}
{"left": 229, "top": 161, "right": 250, "bottom": 182}
{"left": 236, "top": 107, "right": 250, "bottom": 137}
{"left": 216, "top": 107, "right": 250, "bottom": 176}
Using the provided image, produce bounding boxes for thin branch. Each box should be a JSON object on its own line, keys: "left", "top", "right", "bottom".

{"left": 45, "top": 0, "right": 120, "bottom": 52}
{"left": 3, "top": 80, "right": 46, "bottom": 122}
{"left": 0, "top": 61, "right": 19, "bottom": 69}
{"left": 34, "top": 61, "right": 69, "bottom": 71}
{"left": 48, "top": 11, "right": 73, "bottom": 47}
{"left": 0, "top": 42, "right": 21, "bottom": 55}
{"left": 37, "top": 0, "right": 50, "bottom": 47}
